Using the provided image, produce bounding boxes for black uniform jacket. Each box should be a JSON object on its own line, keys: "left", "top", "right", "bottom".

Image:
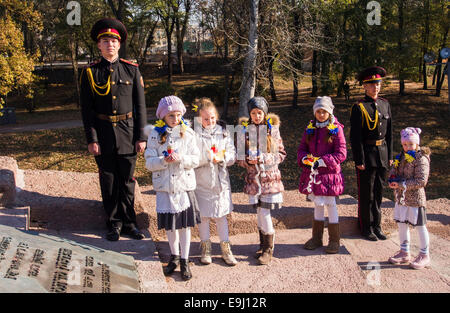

{"left": 350, "top": 95, "right": 393, "bottom": 168}
{"left": 80, "top": 57, "right": 147, "bottom": 155}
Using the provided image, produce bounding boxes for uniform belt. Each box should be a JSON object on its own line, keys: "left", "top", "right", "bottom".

{"left": 365, "top": 138, "right": 385, "bottom": 146}
{"left": 96, "top": 112, "right": 133, "bottom": 123}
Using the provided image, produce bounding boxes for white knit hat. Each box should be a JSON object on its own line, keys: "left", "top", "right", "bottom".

{"left": 313, "top": 96, "right": 334, "bottom": 115}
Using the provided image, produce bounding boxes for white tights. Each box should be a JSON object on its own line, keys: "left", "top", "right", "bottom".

{"left": 166, "top": 228, "right": 191, "bottom": 259}
{"left": 313, "top": 196, "right": 339, "bottom": 224}
{"left": 198, "top": 216, "right": 230, "bottom": 242}
{"left": 257, "top": 207, "right": 275, "bottom": 235}
{"left": 398, "top": 222, "right": 429, "bottom": 255}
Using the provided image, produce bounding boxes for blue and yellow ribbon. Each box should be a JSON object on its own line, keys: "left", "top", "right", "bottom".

{"left": 405, "top": 150, "right": 416, "bottom": 163}
{"left": 306, "top": 121, "right": 315, "bottom": 135}
{"left": 393, "top": 154, "right": 401, "bottom": 168}
{"left": 180, "top": 117, "right": 189, "bottom": 130}
{"left": 266, "top": 117, "right": 273, "bottom": 130}
{"left": 327, "top": 123, "right": 338, "bottom": 136}
{"left": 154, "top": 119, "right": 168, "bottom": 134}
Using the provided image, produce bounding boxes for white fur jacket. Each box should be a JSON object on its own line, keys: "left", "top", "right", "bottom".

{"left": 144, "top": 122, "right": 200, "bottom": 194}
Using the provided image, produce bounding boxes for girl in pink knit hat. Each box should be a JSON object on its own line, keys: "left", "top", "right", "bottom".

{"left": 388, "top": 127, "right": 431, "bottom": 269}
{"left": 144, "top": 95, "right": 201, "bottom": 280}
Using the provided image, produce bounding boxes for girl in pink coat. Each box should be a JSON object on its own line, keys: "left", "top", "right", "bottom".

{"left": 297, "top": 96, "right": 347, "bottom": 254}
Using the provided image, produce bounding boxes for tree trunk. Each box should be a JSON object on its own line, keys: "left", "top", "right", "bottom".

{"left": 222, "top": 0, "right": 230, "bottom": 120}
{"left": 422, "top": 0, "right": 430, "bottom": 89}
{"left": 167, "top": 30, "right": 173, "bottom": 85}
{"left": 398, "top": 0, "right": 405, "bottom": 96}
{"left": 268, "top": 49, "right": 277, "bottom": 101}
{"left": 175, "top": 18, "right": 183, "bottom": 74}
{"left": 311, "top": 50, "right": 318, "bottom": 97}
{"left": 292, "top": 71, "right": 298, "bottom": 107}
{"left": 291, "top": 0, "right": 300, "bottom": 106}
{"left": 435, "top": 31, "right": 449, "bottom": 96}
{"left": 139, "top": 22, "right": 158, "bottom": 66}
{"left": 432, "top": 65, "right": 438, "bottom": 86}
{"left": 70, "top": 32, "right": 80, "bottom": 107}
{"left": 238, "top": 0, "right": 259, "bottom": 118}
{"left": 337, "top": 12, "right": 349, "bottom": 97}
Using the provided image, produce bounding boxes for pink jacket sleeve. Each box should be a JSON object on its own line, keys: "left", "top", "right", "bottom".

{"left": 321, "top": 124, "right": 347, "bottom": 171}
{"left": 297, "top": 130, "right": 310, "bottom": 168}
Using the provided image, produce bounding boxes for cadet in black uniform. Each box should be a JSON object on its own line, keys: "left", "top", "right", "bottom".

{"left": 80, "top": 18, "right": 147, "bottom": 241}
{"left": 350, "top": 66, "right": 393, "bottom": 241}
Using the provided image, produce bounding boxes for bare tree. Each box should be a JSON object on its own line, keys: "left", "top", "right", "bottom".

{"left": 239, "top": 0, "right": 259, "bottom": 118}
{"left": 156, "top": 1, "right": 177, "bottom": 85}
{"left": 174, "top": 0, "right": 193, "bottom": 74}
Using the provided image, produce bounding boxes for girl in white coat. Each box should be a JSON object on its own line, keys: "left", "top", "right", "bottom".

{"left": 192, "top": 98, "right": 238, "bottom": 266}
{"left": 144, "top": 95, "right": 201, "bottom": 281}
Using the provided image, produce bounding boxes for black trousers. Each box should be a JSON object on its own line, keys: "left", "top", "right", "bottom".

{"left": 95, "top": 153, "right": 137, "bottom": 229}
{"left": 356, "top": 166, "right": 387, "bottom": 235}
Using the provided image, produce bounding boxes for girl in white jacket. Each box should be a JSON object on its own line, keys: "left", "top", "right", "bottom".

{"left": 192, "top": 98, "right": 238, "bottom": 266}
{"left": 144, "top": 95, "right": 201, "bottom": 281}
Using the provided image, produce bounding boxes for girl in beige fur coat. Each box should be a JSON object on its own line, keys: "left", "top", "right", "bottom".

{"left": 237, "top": 97, "right": 287, "bottom": 265}
{"left": 388, "top": 127, "right": 431, "bottom": 269}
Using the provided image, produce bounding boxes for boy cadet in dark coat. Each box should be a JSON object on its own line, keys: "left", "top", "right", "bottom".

{"left": 80, "top": 18, "right": 147, "bottom": 241}
{"left": 350, "top": 66, "right": 393, "bottom": 241}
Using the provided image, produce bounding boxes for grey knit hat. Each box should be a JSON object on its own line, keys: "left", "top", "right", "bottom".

{"left": 247, "top": 97, "right": 269, "bottom": 115}
{"left": 313, "top": 96, "right": 334, "bottom": 115}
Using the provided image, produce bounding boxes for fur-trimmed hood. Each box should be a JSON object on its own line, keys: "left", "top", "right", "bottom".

{"left": 419, "top": 146, "right": 431, "bottom": 157}
{"left": 238, "top": 113, "right": 280, "bottom": 127}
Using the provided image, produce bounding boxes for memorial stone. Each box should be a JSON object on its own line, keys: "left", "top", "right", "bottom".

{"left": 0, "top": 224, "right": 140, "bottom": 293}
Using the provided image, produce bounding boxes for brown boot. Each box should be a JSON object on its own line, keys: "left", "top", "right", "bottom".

{"left": 304, "top": 220, "right": 324, "bottom": 250}
{"left": 325, "top": 223, "right": 340, "bottom": 254}
{"left": 254, "top": 229, "right": 264, "bottom": 259}
{"left": 258, "top": 233, "right": 274, "bottom": 265}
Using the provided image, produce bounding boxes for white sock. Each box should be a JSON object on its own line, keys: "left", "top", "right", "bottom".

{"left": 314, "top": 205, "right": 325, "bottom": 221}
{"left": 258, "top": 207, "right": 274, "bottom": 235}
{"left": 397, "top": 222, "right": 410, "bottom": 253}
{"left": 198, "top": 217, "right": 211, "bottom": 242}
{"left": 166, "top": 229, "right": 180, "bottom": 256}
{"left": 215, "top": 216, "right": 230, "bottom": 242}
{"left": 179, "top": 227, "right": 191, "bottom": 260}
{"left": 416, "top": 225, "right": 430, "bottom": 255}
{"left": 325, "top": 203, "right": 339, "bottom": 224}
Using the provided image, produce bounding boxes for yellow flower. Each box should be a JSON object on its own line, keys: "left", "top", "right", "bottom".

{"left": 242, "top": 121, "right": 248, "bottom": 128}
{"left": 404, "top": 153, "right": 415, "bottom": 163}
{"left": 327, "top": 123, "right": 337, "bottom": 130}
{"left": 192, "top": 104, "right": 198, "bottom": 112}
{"left": 393, "top": 159, "right": 400, "bottom": 167}
{"left": 154, "top": 120, "right": 166, "bottom": 127}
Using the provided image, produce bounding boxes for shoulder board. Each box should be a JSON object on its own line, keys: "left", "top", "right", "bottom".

{"left": 87, "top": 59, "right": 101, "bottom": 68}
{"left": 120, "top": 58, "right": 139, "bottom": 67}
{"left": 377, "top": 96, "right": 388, "bottom": 102}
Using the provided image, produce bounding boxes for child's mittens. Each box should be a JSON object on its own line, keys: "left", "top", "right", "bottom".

{"left": 207, "top": 149, "right": 214, "bottom": 161}
{"left": 312, "top": 158, "right": 326, "bottom": 170}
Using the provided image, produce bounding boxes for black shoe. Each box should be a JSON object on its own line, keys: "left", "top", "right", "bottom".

{"left": 374, "top": 229, "right": 387, "bottom": 240}
{"left": 106, "top": 227, "right": 121, "bottom": 241}
{"left": 123, "top": 226, "right": 145, "bottom": 240}
{"left": 163, "top": 255, "right": 180, "bottom": 276}
{"left": 363, "top": 232, "right": 378, "bottom": 241}
{"left": 180, "top": 258, "right": 192, "bottom": 281}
